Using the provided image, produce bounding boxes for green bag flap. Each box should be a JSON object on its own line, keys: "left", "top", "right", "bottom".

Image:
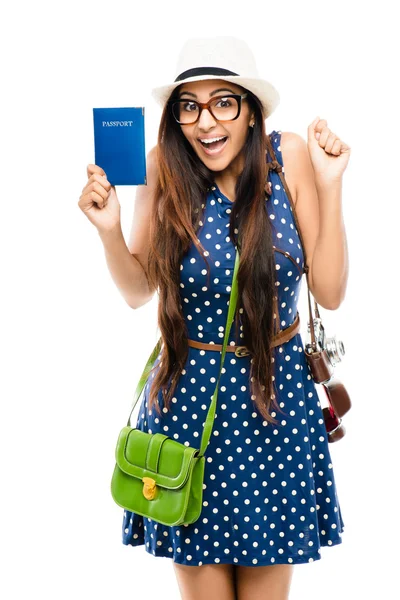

{"left": 111, "top": 453, "right": 204, "bottom": 526}
{"left": 115, "top": 427, "right": 199, "bottom": 490}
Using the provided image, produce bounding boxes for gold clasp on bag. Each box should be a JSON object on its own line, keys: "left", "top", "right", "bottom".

{"left": 235, "top": 346, "right": 250, "bottom": 357}
{"left": 142, "top": 477, "right": 157, "bottom": 500}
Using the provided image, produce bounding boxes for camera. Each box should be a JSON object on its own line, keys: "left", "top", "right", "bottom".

{"left": 305, "top": 317, "right": 345, "bottom": 368}
{"left": 304, "top": 317, "right": 350, "bottom": 443}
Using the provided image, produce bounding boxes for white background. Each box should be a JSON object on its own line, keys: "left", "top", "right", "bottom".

{"left": 2, "top": 0, "right": 399, "bottom": 598}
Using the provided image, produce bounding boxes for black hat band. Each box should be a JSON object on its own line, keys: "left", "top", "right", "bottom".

{"left": 174, "top": 67, "right": 239, "bottom": 82}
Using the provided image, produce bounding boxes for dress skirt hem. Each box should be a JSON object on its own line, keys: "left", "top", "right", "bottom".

{"left": 122, "top": 527, "right": 344, "bottom": 567}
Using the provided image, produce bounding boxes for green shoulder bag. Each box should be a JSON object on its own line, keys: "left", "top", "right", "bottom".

{"left": 110, "top": 247, "right": 240, "bottom": 527}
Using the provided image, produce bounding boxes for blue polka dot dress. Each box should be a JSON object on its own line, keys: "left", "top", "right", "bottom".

{"left": 121, "top": 130, "right": 345, "bottom": 566}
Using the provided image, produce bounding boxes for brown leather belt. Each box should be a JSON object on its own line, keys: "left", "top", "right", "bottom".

{"left": 187, "top": 312, "right": 301, "bottom": 357}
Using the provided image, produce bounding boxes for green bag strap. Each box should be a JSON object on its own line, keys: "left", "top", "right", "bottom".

{"left": 126, "top": 246, "right": 240, "bottom": 459}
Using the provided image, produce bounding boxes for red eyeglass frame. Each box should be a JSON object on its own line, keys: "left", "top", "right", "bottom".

{"left": 169, "top": 93, "right": 249, "bottom": 124}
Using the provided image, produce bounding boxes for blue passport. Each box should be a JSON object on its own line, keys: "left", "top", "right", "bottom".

{"left": 92, "top": 106, "right": 147, "bottom": 186}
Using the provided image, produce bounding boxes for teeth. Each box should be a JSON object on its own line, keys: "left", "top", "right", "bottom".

{"left": 200, "top": 136, "right": 226, "bottom": 144}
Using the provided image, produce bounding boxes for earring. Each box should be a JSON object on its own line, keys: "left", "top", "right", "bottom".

{"left": 250, "top": 121, "right": 255, "bottom": 128}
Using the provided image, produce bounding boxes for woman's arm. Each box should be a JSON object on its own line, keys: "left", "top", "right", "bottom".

{"left": 98, "top": 146, "right": 158, "bottom": 309}
{"left": 98, "top": 225, "right": 154, "bottom": 309}
{"left": 281, "top": 131, "right": 349, "bottom": 309}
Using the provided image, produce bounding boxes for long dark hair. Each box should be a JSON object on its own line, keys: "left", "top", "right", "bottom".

{"left": 146, "top": 84, "right": 282, "bottom": 425}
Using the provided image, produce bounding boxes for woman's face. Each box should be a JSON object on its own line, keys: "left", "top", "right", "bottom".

{"left": 175, "top": 78, "right": 255, "bottom": 173}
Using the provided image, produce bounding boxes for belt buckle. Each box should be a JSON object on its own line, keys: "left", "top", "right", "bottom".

{"left": 235, "top": 345, "right": 250, "bottom": 357}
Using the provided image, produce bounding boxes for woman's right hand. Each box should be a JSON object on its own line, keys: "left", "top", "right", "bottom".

{"left": 78, "top": 164, "right": 121, "bottom": 233}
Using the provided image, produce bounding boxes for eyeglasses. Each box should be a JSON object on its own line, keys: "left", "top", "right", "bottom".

{"left": 169, "top": 93, "right": 248, "bottom": 125}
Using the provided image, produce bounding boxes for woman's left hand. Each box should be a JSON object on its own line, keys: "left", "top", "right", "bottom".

{"left": 307, "top": 117, "right": 351, "bottom": 186}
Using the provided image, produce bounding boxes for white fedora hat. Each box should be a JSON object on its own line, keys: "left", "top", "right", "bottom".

{"left": 151, "top": 36, "right": 280, "bottom": 119}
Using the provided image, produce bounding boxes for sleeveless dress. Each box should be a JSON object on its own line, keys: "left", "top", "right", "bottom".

{"left": 121, "top": 129, "right": 345, "bottom": 566}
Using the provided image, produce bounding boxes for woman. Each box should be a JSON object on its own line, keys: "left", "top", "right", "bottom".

{"left": 79, "top": 36, "right": 350, "bottom": 600}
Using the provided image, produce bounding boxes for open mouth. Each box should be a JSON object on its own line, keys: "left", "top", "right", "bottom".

{"left": 198, "top": 136, "right": 228, "bottom": 155}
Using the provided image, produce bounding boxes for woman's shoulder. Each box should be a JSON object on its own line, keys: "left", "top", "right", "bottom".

{"left": 268, "top": 130, "right": 308, "bottom": 167}
{"left": 279, "top": 131, "right": 307, "bottom": 156}
{"left": 267, "top": 130, "right": 306, "bottom": 207}
{"left": 267, "top": 129, "right": 306, "bottom": 147}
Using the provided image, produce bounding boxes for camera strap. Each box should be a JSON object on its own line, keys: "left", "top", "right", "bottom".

{"left": 265, "top": 133, "right": 320, "bottom": 351}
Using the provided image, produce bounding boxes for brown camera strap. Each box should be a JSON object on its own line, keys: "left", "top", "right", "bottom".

{"left": 265, "top": 132, "right": 318, "bottom": 350}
